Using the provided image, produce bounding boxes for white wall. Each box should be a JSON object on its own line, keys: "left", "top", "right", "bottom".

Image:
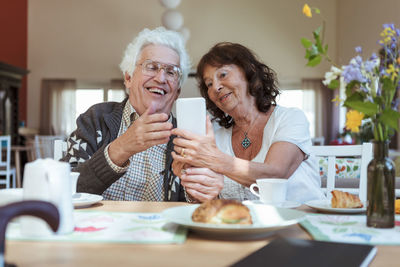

{"left": 338, "top": 0, "right": 400, "bottom": 65}
{"left": 27, "top": 0, "right": 336, "bottom": 129}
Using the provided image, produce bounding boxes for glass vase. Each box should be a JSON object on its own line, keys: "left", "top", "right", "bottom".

{"left": 367, "top": 141, "right": 395, "bottom": 228}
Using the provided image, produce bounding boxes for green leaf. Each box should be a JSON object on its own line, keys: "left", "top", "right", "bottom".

{"left": 344, "top": 100, "right": 378, "bottom": 116}
{"left": 345, "top": 92, "right": 364, "bottom": 102}
{"left": 313, "top": 26, "right": 322, "bottom": 37}
{"left": 381, "top": 77, "right": 396, "bottom": 92}
{"left": 314, "top": 31, "right": 323, "bottom": 53}
{"left": 314, "top": 8, "right": 321, "bottom": 14}
{"left": 301, "top": 38, "right": 313, "bottom": 48}
{"left": 324, "top": 44, "right": 328, "bottom": 55}
{"left": 345, "top": 81, "right": 360, "bottom": 97}
{"left": 305, "top": 49, "right": 311, "bottom": 59}
{"left": 379, "top": 109, "right": 400, "bottom": 130}
{"left": 310, "top": 44, "right": 319, "bottom": 56}
{"left": 306, "top": 55, "right": 322, "bottom": 67}
{"left": 328, "top": 79, "right": 340, "bottom": 89}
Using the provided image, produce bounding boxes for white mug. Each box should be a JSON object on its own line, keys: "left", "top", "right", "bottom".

{"left": 70, "top": 172, "right": 80, "bottom": 195}
{"left": 249, "top": 178, "right": 288, "bottom": 204}
{"left": 21, "top": 159, "right": 74, "bottom": 236}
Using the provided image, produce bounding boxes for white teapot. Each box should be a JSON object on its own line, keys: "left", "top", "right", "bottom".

{"left": 21, "top": 159, "right": 74, "bottom": 236}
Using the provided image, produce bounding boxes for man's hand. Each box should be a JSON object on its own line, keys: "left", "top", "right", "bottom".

{"left": 108, "top": 105, "right": 173, "bottom": 166}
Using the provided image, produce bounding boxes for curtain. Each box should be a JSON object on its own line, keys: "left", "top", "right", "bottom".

{"left": 40, "top": 79, "right": 76, "bottom": 136}
{"left": 302, "top": 78, "right": 339, "bottom": 144}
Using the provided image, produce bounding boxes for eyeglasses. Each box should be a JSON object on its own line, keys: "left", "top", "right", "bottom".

{"left": 138, "top": 59, "right": 182, "bottom": 82}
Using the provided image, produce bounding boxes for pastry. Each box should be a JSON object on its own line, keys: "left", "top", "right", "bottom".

{"left": 331, "top": 190, "right": 363, "bottom": 208}
{"left": 192, "top": 199, "right": 252, "bottom": 225}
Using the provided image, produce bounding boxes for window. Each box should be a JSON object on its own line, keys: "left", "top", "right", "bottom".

{"left": 74, "top": 88, "right": 126, "bottom": 121}
{"left": 276, "top": 89, "right": 316, "bottom": 137}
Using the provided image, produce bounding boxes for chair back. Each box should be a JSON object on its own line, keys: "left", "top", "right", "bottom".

{"left": 33, "top": 135, "right": 66, "bottom": 159}
{"left": 0, "top": 135, "right": 12, "bottom": 188}
{"left": 310, "top": 142, "right": 373, "bottom": 202}
{"left": 53, "top": 139, "right": 67, "bottom": 160}
{"left": 0, "top": 136, "right": 11, "bottom": 169}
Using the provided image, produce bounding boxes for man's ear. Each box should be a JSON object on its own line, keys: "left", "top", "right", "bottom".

{"left": 125, "top": 72, "right": 131, "bottom": 82}
{"left": 124, "top": 72, "right": 132, "bottom": 87}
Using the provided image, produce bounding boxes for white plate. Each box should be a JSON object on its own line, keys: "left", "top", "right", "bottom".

{"left": 305, "top": 199, "right": 366, "bottom": 214}
{"left": 242, "top": 200, "right": 301, "bottom": 209}
{"left": 162, "top": 204, "right": 306, "bottom": 239}
{"left": 72, "top": 193, "right": 103, "bottom": 208}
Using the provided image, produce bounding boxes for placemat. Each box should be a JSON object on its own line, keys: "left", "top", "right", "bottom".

{"left": 301, "top": 214, "right": 400, "bottom": 245}
{"left": 6, "top": 210, "right": 187, "bottom": 244}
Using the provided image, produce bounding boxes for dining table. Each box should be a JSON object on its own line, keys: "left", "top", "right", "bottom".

{"left": 4, "top": 201, "right": 399, "bottom": 267}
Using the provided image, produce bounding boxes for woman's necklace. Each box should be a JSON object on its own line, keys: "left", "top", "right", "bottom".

{"left": 240, "top": 113, "right": 260, "bottom": 149}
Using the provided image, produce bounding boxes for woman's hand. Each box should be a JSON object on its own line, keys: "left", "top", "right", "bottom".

{"left": 171, "top": 116, "right": 222, "bottom": 171}
{"left": 180, "top": 167, "right": 224, "bottom": 202}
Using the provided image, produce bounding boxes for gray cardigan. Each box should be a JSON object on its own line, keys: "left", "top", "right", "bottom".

{"left": 61, "top": 98, "right": 186, "bottom": 201}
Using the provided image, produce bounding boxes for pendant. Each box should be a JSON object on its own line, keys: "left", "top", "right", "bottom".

{"left": 241, "top": 133, "right": 251, "bottom": 149}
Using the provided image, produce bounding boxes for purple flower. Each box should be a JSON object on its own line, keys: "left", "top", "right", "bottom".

{"left": 380, "top": 68, "right": 388, "bottom": 76}
{"left": 364, "top": 60, "right": 376, "bottom": 72}
{"left": 342, "top": 64, "right": 367, "bottom": 83}
{"left": 396, "top": 29, "right": 400, "bottom": 36}
{"left": 355, "top": 55, "right": 363, "bottom": 65}
{"left": 370, "top": 53, "right": 377, "bottom": 60}
{"left": 383, "top": 23, "right": 395, "bottom": 30}
{"left": 355, "top": 46, "right": 362, "bottom": 53}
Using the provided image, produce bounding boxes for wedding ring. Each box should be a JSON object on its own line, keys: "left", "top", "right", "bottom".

{"left": 181, "top": 148, "right": 186, "bottom": 158}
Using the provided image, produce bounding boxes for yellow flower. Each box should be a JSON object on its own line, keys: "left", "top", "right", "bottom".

{"left": 380, "top": 27, "right": 396, "bottom": 44}
{"left": 331, "top": 95, "right": 342, "bottom": 106}
{"left": 386, "top": 64, "right": 398, "bottom": 81}
{"left": 345, "top": 110, "right": 364, "bottom": 133}
{"left": 302, "top": 4, "right": 312, "bottom": 18}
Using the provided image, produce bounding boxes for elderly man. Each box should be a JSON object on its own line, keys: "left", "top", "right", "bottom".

{"left": 62, "top": 27, "right": 191, "bottom": 201}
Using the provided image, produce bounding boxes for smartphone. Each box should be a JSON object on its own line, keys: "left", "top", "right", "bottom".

{"left": 176, "top": 97, "right": 206, "bottom": 136}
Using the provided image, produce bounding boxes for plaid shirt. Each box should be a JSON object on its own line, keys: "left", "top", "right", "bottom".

{"left": 102, "top": 101, "right": 171, "bottom": 201}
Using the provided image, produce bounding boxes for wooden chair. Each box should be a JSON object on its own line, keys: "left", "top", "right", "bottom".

{"left": 310, "top": 143, "right": 373, "bottom": 202}
{"left": 0, "top": 135, "right": 17, "bottom": 188}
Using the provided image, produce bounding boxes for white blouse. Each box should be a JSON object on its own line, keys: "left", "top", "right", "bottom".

{"left": 214, "top": 105, "right": 326, "bottom": 204}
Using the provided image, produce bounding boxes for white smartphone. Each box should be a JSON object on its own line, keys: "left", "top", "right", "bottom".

{"left": 176, "top": 97, "right": 206, "bottom": 136}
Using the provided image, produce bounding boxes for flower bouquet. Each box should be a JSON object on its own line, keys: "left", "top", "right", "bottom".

{"left": 301, "top": 4, "right": 400, "bottom": 140}
{"left": 302, "top": 4, "right": 399, "bottom": 228}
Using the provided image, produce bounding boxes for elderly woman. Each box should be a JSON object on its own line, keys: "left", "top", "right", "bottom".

{"left": 171, "top": 42, "right": 325, "bottom": 204}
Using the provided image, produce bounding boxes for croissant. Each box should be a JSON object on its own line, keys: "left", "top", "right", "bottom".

{"left": 192, "top": 199, "right": 252, "bottom": 225}
{"left": 331, "top": 190, "right": 363, "bottom": 208}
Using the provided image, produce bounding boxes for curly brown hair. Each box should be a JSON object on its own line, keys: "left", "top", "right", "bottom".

{"left": 196, "top": 42, "right": 280, "bottom": 128}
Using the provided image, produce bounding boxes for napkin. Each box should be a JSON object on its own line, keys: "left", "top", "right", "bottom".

{"left": 7, "top": 210, "right": 187, "bottom": 244}
{"left": 301, "top": 214, "right": 400, "bottom": 245}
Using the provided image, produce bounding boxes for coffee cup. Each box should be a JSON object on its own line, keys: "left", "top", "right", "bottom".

{"left": 249, "top": 178, "right": 288, "bottom": 204}
{"left": 70, "top": 172, "right": 79, "bottom": 195}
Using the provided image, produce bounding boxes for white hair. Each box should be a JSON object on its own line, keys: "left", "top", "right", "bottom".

{"left": 119, "top": 27, "right": 191, "bottom": 87}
